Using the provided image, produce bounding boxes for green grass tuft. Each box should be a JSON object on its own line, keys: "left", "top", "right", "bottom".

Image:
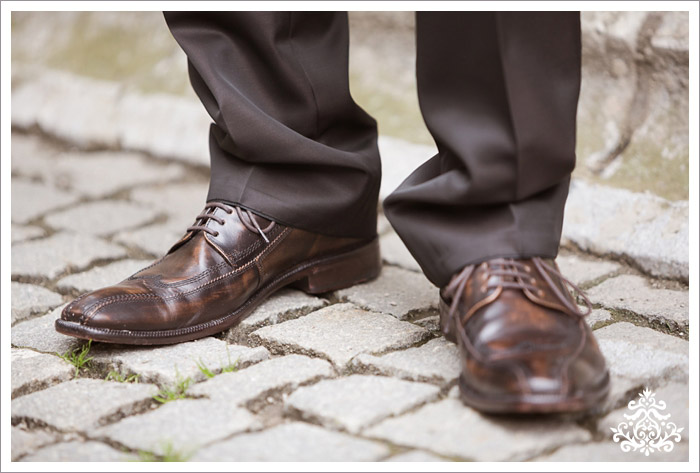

{"left": 153, "top": 372, "right": 192, "bottom": 404}
{"left": 58, "top": 340, "right": 94, "bottom": 378}
{"left": 105, "top": 370, "right": 140, "bottom": 383}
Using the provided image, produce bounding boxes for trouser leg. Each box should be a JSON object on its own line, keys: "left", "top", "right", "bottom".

{"left": 383, "top": 11, "right": 582, "bottom": 287}
{"left": 164, "top": 12, "right": 381, "bottom": 239}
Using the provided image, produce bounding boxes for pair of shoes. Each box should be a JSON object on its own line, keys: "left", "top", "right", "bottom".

{"left": 56, "top": 202, "right": 609, "bottom": 413}
{"left": 55, "top": 201, "right": 380, "bottom": 344}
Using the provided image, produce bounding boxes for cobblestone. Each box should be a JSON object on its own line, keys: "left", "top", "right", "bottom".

{"left": 11, "top": 224, "right": 45, "bottom": 244}
{"left": 386, "top": 451, "right": 446, "bottom": 462}
{"left": 21, "top": 441, "right": 133, "bottom": 462}
{"left": 380, "top": 231, "right": 421, "bottom": 272}
{"left": 48, "top": 151, "right": 184, "bottom": 198}
{"left": 11, "top": 349, "right": 74, "bottom": 399}
{"left": 285, "top": 375, "right": 440, "bottom": 433}
{"left": 533, "top": 441, "right": 689, "bottom": 462}
{"left": 11, "top": 282, "right": 63, "bottom": 324}
{"left": 225, "top": 289, "right": 327, "bottom": 343}
{"left": 351, "top": 337, "right": 460, "bottom": 385}
{"left": 595, "top": 322, "right": 688, "bottom": 410}
{"left": 250, "top": 303, "right": 429, "bottom": 368}
{"left": 12, "top": 378, "right": 158, "bottom": 432}
{"left": 56, "top": 259, "right": 153, "bottom": 293}
{"left": 364, "top": 399, "right": 591, "bottom": 461}
{"left": 12, "top": 305, "right": 83, "bottom": 354}
{"left": 45, "top": 200, "right": 159, "bottom": 237}
{"left": 114, "top": 222, "right": 184, "bottom": 257}
{"left": 12, "top": 233, "right": 127, "bottom": 279}
{"left": 95, "top": 400, "right": 259, "bottom": 456}
{"left": 93, "top": 337, "right": 270, "bottom": 385}
{"left": 336, "top": 266, "right": 437, "bottom": 320}
{"left": 129, "top": 182, "right": 208, "bottom": 223}
{"left": 189, "top": 355, "right": 333, "bottom": 405}
{"left": 587, "top": 275, "right": 689, "bottom": 330}
{"left": 192, "top": 422, "right": 390, "bottom": 461}
{"left": 11, "top": 427, "right": 57, "bottom": 461}
{"left": 11, "top": 179, "right": 80, "bottom": 224}
{"left": 587, "top": 308, "right": 614, "bottom": 328}
{"left": 555, "top": 255, "right": 620, "bottom": 286}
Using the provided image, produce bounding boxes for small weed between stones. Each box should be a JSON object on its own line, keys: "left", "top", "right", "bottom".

{"left": 153, "top": 372, "right": 192, "bottom": 404}
{"left": 195, "top": 350, "right": 240, "bottom": 379}
{"left": 58, "top": 340, "right": 94, "bottom": 378}
{"left": 134, "top": 442, "right": 192, "bottom": 462}
{"left": 105, "top": 370, "right": 140, "bottom": 383}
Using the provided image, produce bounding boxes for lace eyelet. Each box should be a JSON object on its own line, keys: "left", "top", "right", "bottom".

{"left": 537, "top": 289, "right": 545, "bottom": 297}
{"left": 213, "top": 231, "right": 220, "bottom": 237}
{"left": 524, "top": 266, "right": 532, "bottom": 273}
{"left": 480, "top": 284, "right": 488, "bottom": 292}
{"left": 531, "top": 278, "right": 537, "bottom": 285}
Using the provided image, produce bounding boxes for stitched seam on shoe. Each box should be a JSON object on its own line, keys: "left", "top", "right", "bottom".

{"left": 83, "top": 228, "right": 291, "bottom": 324}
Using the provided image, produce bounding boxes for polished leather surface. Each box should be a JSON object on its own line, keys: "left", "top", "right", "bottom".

{"left": 60, "top": 202, "right": 375, "bottom": 337}
{"left": 440, "top": 258, "right": 609, "bottom": 412}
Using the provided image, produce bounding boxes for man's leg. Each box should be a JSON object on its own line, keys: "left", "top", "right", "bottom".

{"left": 56, "top": 12, "right": 382, "bottom": 344}
{"left": 384, "top": 12, "right": 579, "bottom": 288}
{"left": 384, "top": 12, "right": 609, "bottom": 413}
{"left": 164, "top": 12, "right": 381, "bottom": 239}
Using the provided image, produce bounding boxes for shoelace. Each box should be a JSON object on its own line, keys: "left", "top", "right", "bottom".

{"left": 445, "top": 257, "right": 592, "bottom": 328}
{"left": 187, "top": 202, "right": 275, "bottom": 243}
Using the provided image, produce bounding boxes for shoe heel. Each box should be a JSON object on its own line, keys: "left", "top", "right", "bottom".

{"left": 291, "top": 239, "right": 381, "bottom": 294}
{"left": 439, "top": 296, "right": 457, "bottom": 343}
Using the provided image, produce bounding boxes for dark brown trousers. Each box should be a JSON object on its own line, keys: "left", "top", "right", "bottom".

{"left": 164, "top": 11, "right": 581, "bottom": 287}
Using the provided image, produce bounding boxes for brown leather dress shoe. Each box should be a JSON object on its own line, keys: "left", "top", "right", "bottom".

{"left": 56, "top": 202, "right": 380, "bottom": 344}
{"left": 439, "top": 257, "right": 610, "bottom": 414}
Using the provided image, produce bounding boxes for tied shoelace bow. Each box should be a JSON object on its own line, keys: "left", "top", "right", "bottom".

{"left": 444, "top": 257, "right": 593, "bottom": 329}
{"left": 187, "top": 202, "right": 275, "bottom": 243}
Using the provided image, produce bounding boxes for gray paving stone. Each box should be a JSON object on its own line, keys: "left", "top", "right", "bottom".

{"left": 595, "top": 323, "right": 688, "bottom": 410}
{"left": 12, "top": 232, "right": 127, "bottom": 278}
{"left": 12, "top": 378, "right": 158, "bottom": 432}
{"left": 95, "top": 399, "right": 259, "bottom": 456}
{"left": 351, "top": 337, "right": 460, "bottom": 385}
{"left": 40, "top": 151, "right": 185, "bottom": 198}
{"left": 189, "top": 354, "right": 333, "bottom": 405}
{"left": 380, "top": 231, "right": 421, "bottom": 272}
{"left": 117, "top": 91, "right": 210, "bottom": 166}
{"left": 11, "top": 179, "right": 80, "bottom": 224}
{"left": 587, "top": 275, "right": 688, "bottom": 330}
{"left": 11, "top": 224, "right": 45, "bottom": 244}
{"left": 114, "top": 222, "right": 184, "bottom": 257}
{"left": 364, "top": 399, "right": 591, "bottom": 461}
{"left": 11, "top": 282, "right": 63, "bottom": 324}
{"left": 533, "top": 441, "right": 689, "bottom": 462}
{"left": 386, "top": 451, "right": 446, "bottom": 462}
{"left": 11, "top": 348, "right": 74, "bottom": 399}
{"left": 56, "top": 259, "right": 153, "bottom": 293}
{"left": 94, "top": 337, "right": 270, "bottom": 385}
{"left": 563, "top": 180, "right": 688, "bottom": 281}
{"left": 286, "top": 374, "right": 440, "bottom": 433}
{"left": 555, "top": 255, "right": 620, "bottom": 286}
{"left": 45, "top": 200, "right": 159, "bottom": 237}
{"left": 192, "top": 422, "right": 390, "bottom": 461}
{"left": 21, "top": 441, "right": 133, "bottom": 462}
{"left": 225, "top": 289, "right": 327, "bottom": 343}
{"left": 378, "top": 135, "right": 436, "bottom": 201}
{"left": 129, "top": 182, "right": 208, "bottom": 223}
{"left": 250, "top": 303, "right": 429, "bottom": 368}
{"left": 11, "top": 305, "right": 83, "bottom": 355}
{"left": 336, "top": 266, "right": 437, "bottom": 320}
{"left": 11, "top": 426, "right": 57, "bottom": 461}
{"left": 11, "top": 132, "right": 59, "bottom": 178}
{"left": 587, "top": 308, "right": 614, "bottom": 328}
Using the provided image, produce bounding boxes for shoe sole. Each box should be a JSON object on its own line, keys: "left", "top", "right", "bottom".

{"left": 55, "top": 238, "right": 381, "bottom": 345}
{"left": 439, "top": 296, "right": 611, "bottom": 414}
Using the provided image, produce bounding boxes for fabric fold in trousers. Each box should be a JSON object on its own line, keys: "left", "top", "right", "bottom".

{"left": 164, "top": 11, "right": 582, "bottom": 287}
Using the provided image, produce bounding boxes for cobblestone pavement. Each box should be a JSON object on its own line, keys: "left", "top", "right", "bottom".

{"left": 10, "top": 131, "right": 689, "bottom": 462}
